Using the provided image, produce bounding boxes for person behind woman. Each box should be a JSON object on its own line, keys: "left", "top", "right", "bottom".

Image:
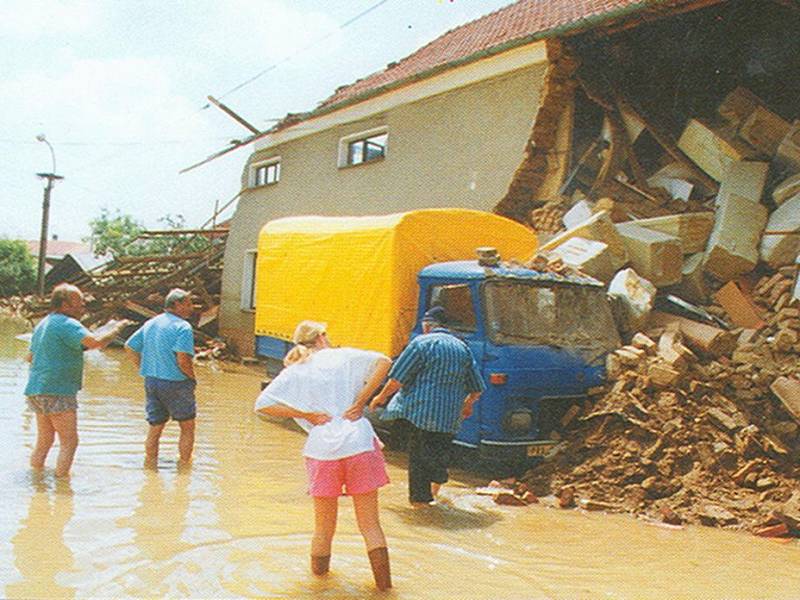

{"left": 254, "top": 321, "right": 393, "bottom": 590}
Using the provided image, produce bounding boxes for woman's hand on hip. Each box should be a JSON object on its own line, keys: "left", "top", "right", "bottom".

{"left": 305, "top": 411, "right": 333, "bottom": 426}
{"left": 343, "top": 403, "right": 364, "bottom": 421}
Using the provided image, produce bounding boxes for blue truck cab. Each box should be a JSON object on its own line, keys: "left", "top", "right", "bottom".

{"left": 380, "top": 259, "right": 620, "bottom": 464}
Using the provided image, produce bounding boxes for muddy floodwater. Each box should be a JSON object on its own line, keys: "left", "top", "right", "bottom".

{"left": 1, "top": 318, "right": 799, "bottom": 599}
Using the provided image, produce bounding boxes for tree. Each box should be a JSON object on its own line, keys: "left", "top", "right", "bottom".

{"left": 86, "top": 209, "right": 145, "bottom": 258}
{"left": 86, "top": 209, "right": 212, "bottom": 258}
{"left": 0, "top": 239, "right": 36, "bottom": 297}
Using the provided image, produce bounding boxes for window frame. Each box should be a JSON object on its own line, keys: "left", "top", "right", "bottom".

{"left": 250, "top": 157, "right": 281, "bottom": 188}
{"left": 240, "top": 249, "right": 258, "bottom": 311}
{"left": 338, "top": 127, "right": 388, "bottom": 168}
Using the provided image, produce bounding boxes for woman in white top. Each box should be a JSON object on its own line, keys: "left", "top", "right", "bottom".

{"left": 254, "top": 320, "right": 392, "bottom": 590}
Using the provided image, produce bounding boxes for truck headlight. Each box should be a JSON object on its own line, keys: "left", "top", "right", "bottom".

{"left": 502, "top": 409, "right": 533, "bottom": 434}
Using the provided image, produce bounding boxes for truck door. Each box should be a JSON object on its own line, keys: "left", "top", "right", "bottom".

{"left": 426, "top": 282, "right": 483, "bottom": 447}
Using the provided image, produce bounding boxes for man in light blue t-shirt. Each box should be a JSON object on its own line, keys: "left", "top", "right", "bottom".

{"left": 25, "top": 283, "right": 129, "bottom": 477}
{"left": 125, "top": 288, "right": 196, "bottom": 467}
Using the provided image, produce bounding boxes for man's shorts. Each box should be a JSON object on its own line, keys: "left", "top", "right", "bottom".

{"left": 144, "top": 377, "right": 196, "bottom": 425}
{"left": 305, "top": 439, "right": 389, "bottom": 498}
{"left": 26, "top": 395, "right": 78, "bottom": 414}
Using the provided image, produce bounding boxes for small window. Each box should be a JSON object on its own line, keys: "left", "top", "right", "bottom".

{"left": 241, "top": 250, "right": 258, "bottom": 310}
{"left": 428, "top": 284, "right": 477, "bottom": 332}
{"left": 251, "top": 160, "right": 280, "bottom": 187}
{"left": 339, "top": 128, "right": 387, "bottom": 167}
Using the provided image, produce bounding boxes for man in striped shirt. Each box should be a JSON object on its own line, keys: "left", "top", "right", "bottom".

{"left": 370, "top": 306, "right": 484, "bottom": 506}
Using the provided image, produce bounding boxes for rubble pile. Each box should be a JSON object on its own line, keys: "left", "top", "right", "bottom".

{"left": 521, "top": 289, "right": 799, "bottom": 536}
{"left": 515, "top": 79, "right": 800, "bottom": 536}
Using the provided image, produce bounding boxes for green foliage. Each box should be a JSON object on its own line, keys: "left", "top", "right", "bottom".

{"left": 0, "top": 239, "right": 36, "bottom": 297}
{"left": 86, "top": 209, "right": 211, "bottom": 259}
{"left": 86, "top": 209, "right": 145, "bottom": 258}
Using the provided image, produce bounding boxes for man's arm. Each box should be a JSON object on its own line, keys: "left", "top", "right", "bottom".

{"left": 460, "top": 391, "right": 481, "bottom": 419}
{"left": 344, "top": 357, "right": 392, "bottom": 420}
{"left": 369, "top": 378, "right": 403, "bottom": 412}
{"left": 256, "top": 403, "right": 332, "bottom": 426}
{"left": 82, "top": 320, "right": 132, "bottom": 350}
{"left": 176, "top": 352, "right": 195, "bottom": 380}
{"left": 124, "top": 345, "right": 141, "bottom": 369}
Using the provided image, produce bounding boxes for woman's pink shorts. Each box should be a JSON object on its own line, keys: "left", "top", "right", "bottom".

{"left": 305, "top": 439, "right": 389, "bottom": 498}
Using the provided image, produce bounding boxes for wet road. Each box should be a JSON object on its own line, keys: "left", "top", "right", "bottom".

{"left": 1, "top": 317, "right": 799, "bottom": 599}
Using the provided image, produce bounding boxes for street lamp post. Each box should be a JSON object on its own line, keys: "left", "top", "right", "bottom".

{"left": 35, "top": 134, "right": 64, "bottom": 297}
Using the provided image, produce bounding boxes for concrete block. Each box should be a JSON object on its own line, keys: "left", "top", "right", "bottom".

{"left": 678, "top": 118, "right": 756, "bottom": 182}
{"left": 616, "top": 222, "right": 682, "bottom": 287}
{"left": 562, "top": 200, "right": 593, "bottom": 230}
{"left": 631, "top": 212, "right": 715, "bottom": 254}
{"left": 773, "top": 173, "right": 800, "bottom": 207}
{"left": 760, "top": 194, "right": 800, "bottom": 268}
{"left": 548, "top": 237, "right": 614, "bottom": 282}
{"left": 717, "top": 87, "right": 764, "bottom": 128}
{"left": 703, "top": 194, "right": 768, "bottom": 281}
{"left": 715, "top": 160, "right": 769, "bottom": 207}
{"left": 775, "top": 120, "right": 800, "bottom": 173}
{"left": 770, "top": 376, "right": 800, "bottom": 423}
{"left": 670, "top": 252, "right": 707, "bottom": 304}
{"left": 539, "top": 210, "right": 628, "bottom": 270}
{"left": 738, "top": 106, "right": 790, "bottom": 157}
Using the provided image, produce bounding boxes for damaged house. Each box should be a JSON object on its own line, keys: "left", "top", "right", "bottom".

{"left": 220, "top": 0, "right": 800, "bottom": 355}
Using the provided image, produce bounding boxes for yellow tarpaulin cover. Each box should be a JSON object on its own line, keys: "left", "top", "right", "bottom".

{"left": 255, "top": 209, "right": 538, "bottom": 357}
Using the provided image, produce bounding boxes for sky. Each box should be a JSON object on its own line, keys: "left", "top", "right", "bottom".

{"left": 0, "top": 0, "right": 514, "bottom": 244}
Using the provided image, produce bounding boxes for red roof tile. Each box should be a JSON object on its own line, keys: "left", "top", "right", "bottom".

{"left": 316, "top": 0, "right": 698, "bottom": 112}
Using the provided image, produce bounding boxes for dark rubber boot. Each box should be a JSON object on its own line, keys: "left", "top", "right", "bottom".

{"left": 311, "top": 554, "right": 330, "bottom": 576}
{"left": 367, "top": 547, "right": 392, "bottom": 590}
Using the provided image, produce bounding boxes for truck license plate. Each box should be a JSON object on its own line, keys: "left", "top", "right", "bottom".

{"left": 526, "top": 443, "right": 556, "bottom": 457}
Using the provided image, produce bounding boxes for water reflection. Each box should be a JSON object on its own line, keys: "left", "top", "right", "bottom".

{"left": 121, "top": 469, "right": 192, "bottom": 562}
{"left": 7, "top": 475, "right": 75, "bottom": 599}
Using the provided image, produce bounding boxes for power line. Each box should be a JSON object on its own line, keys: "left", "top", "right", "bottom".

{"left": 211, "top": 0, "right": 392, "bottom": 104}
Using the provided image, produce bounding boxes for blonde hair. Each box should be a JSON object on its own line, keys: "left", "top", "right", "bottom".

{"left": 283, "top": 320, "right": 327, "bottom": 366}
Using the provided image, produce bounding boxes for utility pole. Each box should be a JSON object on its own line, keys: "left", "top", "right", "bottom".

{"left": 35, "top": 134, "right": 63, "bottom": 297}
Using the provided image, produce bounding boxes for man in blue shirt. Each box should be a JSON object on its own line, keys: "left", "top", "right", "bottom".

{"left": 125, "top": 288, "right": 196, "bottom": 467}
{"left": 370, "top": 306, "right": 484, "bottom": 506}
{"left": 25, "top": 283, "right": 129, "bottom": 477}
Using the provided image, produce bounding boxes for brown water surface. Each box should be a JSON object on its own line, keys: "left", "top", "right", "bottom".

{"left": 1, "top": 317, "right": 799, "bottom": 599}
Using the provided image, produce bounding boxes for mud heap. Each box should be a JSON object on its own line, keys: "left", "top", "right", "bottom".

{"left": 522, "top": 269, "right": 800, "bottom": 537}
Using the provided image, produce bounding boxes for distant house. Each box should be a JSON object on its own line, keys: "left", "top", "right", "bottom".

{"left": 219, "top": 0, "right": 798, "bottom": 353}
{"left": 26, "top": 238, "right": 91, "bottom": 266}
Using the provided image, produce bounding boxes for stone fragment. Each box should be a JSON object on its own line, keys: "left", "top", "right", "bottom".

{"left": 678, "top": 118, "right": 756, "bottom": 182}
{"left": 770, "top": 376, "right": 800, "bottom": 423}
{"left": 578, "top": 498, "right": 620, "bottom": 512}
{"left": 717, "top": 87, "right": 763, "bottom": 128}
{"left": 715, "top": 161, "right": 769, "bottom": 207}
{"left": 538, "top": 210, "right": 628, "bottom": 270}
{"left": 775, "top": 120, "right": 800, "bottom": 173}
{"left": 772, "top": 173, "right": 800, "bottom": 207}
{"left": 562, "top": 200, "right": 593, "bottom": 230}
{"left": 631, "top": 212, "right": 715, "bottom": 255}
{"left": 660, "top": 506, "right": 683, "bottom": 525}
{"left": 759, "top": 194, "right": 800, "bottom": 269}
{"left": 609, "top": 268, "right": 657, "bottom": 333}
{"left": 631, "top": 332, "right": 657, "bottom": 353}
{"left": 648, "top": 362, "right": 681, "bottom": 388}
{"left": 739, "top": 107, "right": 790, "bottom": 156}
{"left": 698, "top": 504, "right": 738, "bottom": 526}
{"left": 707, "top": 408, "right": 739, "bottom": 433}
{"left": 548, "top": 237, "right": 615, "bottom": 282}
{"left": 616, "top": 223, "right": 682, "bottom": 287}
{"left": 755, "top": 523, "right": 790, "bottom": 537}
{"left": 668, "top": 252, "right": 707, "bottom": 304}
{"left": 649, "top": 312, "right": 736, "bottom": 357}
{"left": 558, "top": 486, "right": 575, "bottom": 509}
{"left": 772, "top": 329, "right": 798, "bottom": 353}
{"left": 703, "top": 194, "right": 767, "bottom": 282}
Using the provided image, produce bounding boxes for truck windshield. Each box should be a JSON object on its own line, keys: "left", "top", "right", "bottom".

{"left": 483, "top": 280, "right": 620, "bottom": 351}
